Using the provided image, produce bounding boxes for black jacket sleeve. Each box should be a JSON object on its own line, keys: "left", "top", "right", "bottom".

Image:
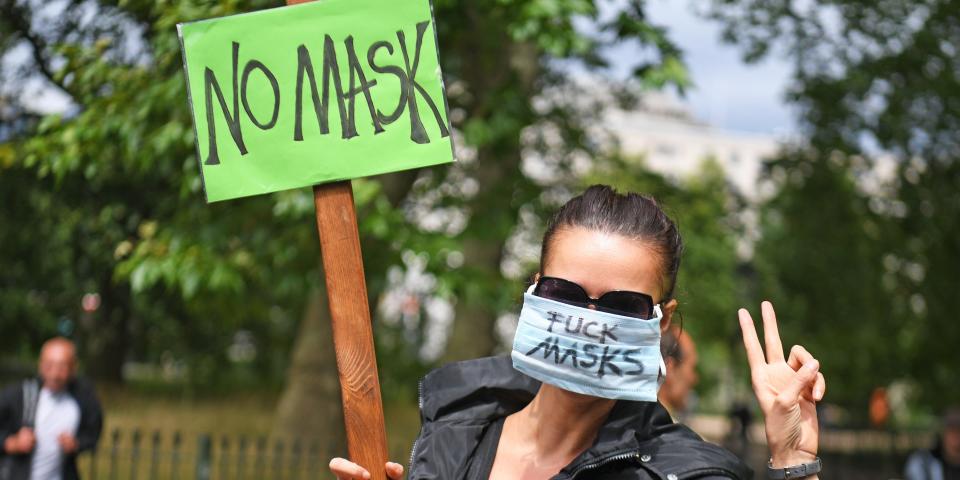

{"left": 71, "top": 378, "right": 103, "bottom": 453}
{"left": 0, "top": 382, "right": 23, "bottom": 455}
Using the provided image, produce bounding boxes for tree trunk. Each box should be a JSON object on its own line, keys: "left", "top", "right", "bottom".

{"left": 442, "top": 144, "right": 525, "bottom": 362}
{"left": 442, "top": 237, "right": 504, "bottom": 361}
{"left": 438, "top": 25, "right": 539, "bottom": 363}
{"left": 274, "top": 173, "right": 417, "bottom": 459}
{"left": 273, "top": 284, "right": 347, "bottom": 456}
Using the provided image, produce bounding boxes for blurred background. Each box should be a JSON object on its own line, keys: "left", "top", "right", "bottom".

{"left": 1, "top": 0, "right": 958, "bottom": 478}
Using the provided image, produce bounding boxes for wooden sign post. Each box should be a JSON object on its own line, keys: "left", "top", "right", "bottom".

{"left": 313, "top": 181, "right": 389, "bottom": 476}
{"left": 177, "top": 0, "right": 455, "bottom": 476}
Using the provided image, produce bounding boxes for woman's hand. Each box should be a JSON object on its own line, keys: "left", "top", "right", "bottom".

{"left": 738, "top": 301, "right": 825, "bottom": 469}
{"left": 328, "top": 458, "right": 404, "bottom": 480}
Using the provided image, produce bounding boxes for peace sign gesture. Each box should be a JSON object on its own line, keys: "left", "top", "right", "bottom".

{"left": 739, "top": 301, "right": 825, "bottom": 471}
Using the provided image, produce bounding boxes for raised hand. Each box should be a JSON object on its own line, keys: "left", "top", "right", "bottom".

{"left": 328, "top": 458, "right": 404, "bottom": 480}
{"left": 738, "top": 301, "right": 825, "bottom": 470}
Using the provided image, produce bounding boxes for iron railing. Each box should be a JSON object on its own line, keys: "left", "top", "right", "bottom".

{"left": 78, "top": 428, "right": 334, "bottom": 480}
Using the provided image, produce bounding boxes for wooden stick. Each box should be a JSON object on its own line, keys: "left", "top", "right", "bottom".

{"left": 313, "top": 181, "right": 389, "bottom": 479}
{"left": 286, "top": 0, "right": 388, "bottom": 472}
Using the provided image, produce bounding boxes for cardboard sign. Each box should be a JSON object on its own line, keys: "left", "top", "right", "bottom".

{"left": 177, "top": 0, "right": 454, "bottom": 202}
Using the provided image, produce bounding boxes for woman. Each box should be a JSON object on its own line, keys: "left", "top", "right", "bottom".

{"left": 331, "top": 185, "right": 826, "bottom": 479}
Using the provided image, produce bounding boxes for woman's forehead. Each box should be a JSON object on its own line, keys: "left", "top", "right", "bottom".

{"left": 543, "top": 227, "right": 663, "bottom": 298}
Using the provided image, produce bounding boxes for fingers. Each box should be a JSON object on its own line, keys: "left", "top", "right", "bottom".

{"left": 22, "top": 430, "right": 36, "bottom": 449}
{"left": 738, "top": 308, "right": 765, "bottom": 370}
{"left": 761, "top": 301, "right": 784, "bottom": 363}
{"left": 814, "top": 372, "right": 826, "bottom": 401}
{"left": 787, "top": 345, "right": 826, "bottom": 401}
{"left": 386, "top": 462, "right": 404, "bottom": 480}
{"left": 329, "top": 458, "right": 371, "bottom": 480}
{"left": 786, "top": 345, "right": 814, "bottom": 370}
{"left": 778, "top": 360, "right": 820, "bottom": 408}
{"left": 329, "top": 458, "right": 402, "bottom": 480}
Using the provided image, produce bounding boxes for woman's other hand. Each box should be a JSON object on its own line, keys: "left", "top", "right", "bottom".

{"left": 738, "top": 301, "right": 825, "bottom": 469}
{"left": 329, "top": 458, "right": 404, "bottom": 480}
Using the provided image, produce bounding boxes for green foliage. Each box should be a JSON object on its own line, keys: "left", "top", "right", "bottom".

{"left": 752, "top": 151, "right": 901, "bottom": 410}
{"left": 0, "top": 0, "right": 317, "bottom": 383}
{"left": 707, "top": 0, "right": 960, "bottom": 412}
{"left": 0, "top": 0, "right": 691, "bottom": 391}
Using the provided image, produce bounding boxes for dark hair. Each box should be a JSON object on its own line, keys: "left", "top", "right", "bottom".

{"left": 539, "top": 184, "right": 684, "bottom": 301}
{"left": 660, "top": 326, "right": 684, "bottom": 363}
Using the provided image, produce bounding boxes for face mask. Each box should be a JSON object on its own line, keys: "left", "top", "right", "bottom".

{"left": 511, "top": 284, "right": 667, "bottom": 402}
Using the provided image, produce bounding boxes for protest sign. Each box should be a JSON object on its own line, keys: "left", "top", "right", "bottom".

{"left": 178, "top": 1, "right": 453, "bottom": 477}
{"left": 178, "top": 0, "right": 454, "bottom": 202}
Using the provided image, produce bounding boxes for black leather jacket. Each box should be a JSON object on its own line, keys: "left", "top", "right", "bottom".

{"left": 0, "top": 377, "right": 103, "bottom": 480}
{"left": 407, "top": 356, "right": 752, "bottom": 480}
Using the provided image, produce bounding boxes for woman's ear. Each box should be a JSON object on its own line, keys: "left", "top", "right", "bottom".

{"left": 660, "top": 298, "right": 678, "bottom": 333}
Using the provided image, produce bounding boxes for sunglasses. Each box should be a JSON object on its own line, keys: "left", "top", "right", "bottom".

{"left": 532, "top": 276, "right": 657, "bottom": 319}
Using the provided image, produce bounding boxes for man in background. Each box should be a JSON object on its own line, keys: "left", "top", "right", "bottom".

{"left": 0, "top": 338, "right": 103, "bottom": 480}
{"left": 905, "top": 407, "right": 960, "bottom": 480}
{"left": 658, "top": 326, "right": 699, "bottom": 420}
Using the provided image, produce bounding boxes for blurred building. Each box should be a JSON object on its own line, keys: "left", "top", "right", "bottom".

{"left": 606, "top": 92, "right": 781, "bottom": 202}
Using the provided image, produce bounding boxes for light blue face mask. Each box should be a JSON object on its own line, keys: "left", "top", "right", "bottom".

{"left": 511, "top": 284, "right": 667, "bottom": 402}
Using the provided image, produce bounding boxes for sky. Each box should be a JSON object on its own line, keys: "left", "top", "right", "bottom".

{"left": 643, "top": 0, "right": 799, "bottom": 136}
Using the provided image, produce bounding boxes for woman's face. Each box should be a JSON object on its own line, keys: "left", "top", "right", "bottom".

{"left": 542, "top": 227, "right": 676, "bottom": 330}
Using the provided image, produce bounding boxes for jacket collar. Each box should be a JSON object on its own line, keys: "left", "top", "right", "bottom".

{"left": 419, "top": 355, "right": 716, "bottom": 477}
{"left": 421, "top": 355, "right": 673, "bottom": 428}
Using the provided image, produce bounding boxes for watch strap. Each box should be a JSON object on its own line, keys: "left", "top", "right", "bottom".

{"left": 767, "top": 457, "right": 822, "bottom": 479}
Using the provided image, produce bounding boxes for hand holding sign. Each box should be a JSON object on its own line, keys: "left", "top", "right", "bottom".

{"left": 738, "top": 301, "right": 826, "bottom": 469}
{"left": 328, "top": 458, "right": 404, "bottom": 480}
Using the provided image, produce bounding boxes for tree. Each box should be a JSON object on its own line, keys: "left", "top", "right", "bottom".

{"left": 429, "top": 0, "right": 691, "bottom": 362}
{"left": 0, "top": 0, "right": 691, "bottom": 458}
{"left": 750, "top": 150, "right": 900, "bottom": 410}
{"left": 0, "top": 0, "right": 339, "bottom": 426}
{"left": 706, "top": 0, "right": 960, "bottom": 411}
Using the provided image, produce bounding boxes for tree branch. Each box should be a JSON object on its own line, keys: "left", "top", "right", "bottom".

{"left": 0, "top": 0, "right": 79, "bottom": 102}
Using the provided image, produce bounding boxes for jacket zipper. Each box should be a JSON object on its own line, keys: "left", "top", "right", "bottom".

{"left": 407, "top": 379, "right": 425, "bottom": 470}
{"left": 564, "top": 450, "right": 641, "bottom": 479}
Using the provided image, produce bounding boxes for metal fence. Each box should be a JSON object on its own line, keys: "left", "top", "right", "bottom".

{"left": 77, "top": 429, "right": 333, "bottom": 480}
{"left": 722, "top": 427, "right": 936, "bottom": 480}
{"left": 78, "top": 426, "right": 936, "bottom": 479}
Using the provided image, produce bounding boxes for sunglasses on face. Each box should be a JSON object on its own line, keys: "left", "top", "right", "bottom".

{"left": 532, "top": 276, "right": 657, "bottom": 319}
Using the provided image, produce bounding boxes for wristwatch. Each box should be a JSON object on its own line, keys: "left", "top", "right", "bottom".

{"left": 767, "top": 457, "right": 822, "bottom": 479}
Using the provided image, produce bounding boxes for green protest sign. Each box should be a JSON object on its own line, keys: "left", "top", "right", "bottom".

{"left": 178, "top": 0, "right": 454, "bottom": 202}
